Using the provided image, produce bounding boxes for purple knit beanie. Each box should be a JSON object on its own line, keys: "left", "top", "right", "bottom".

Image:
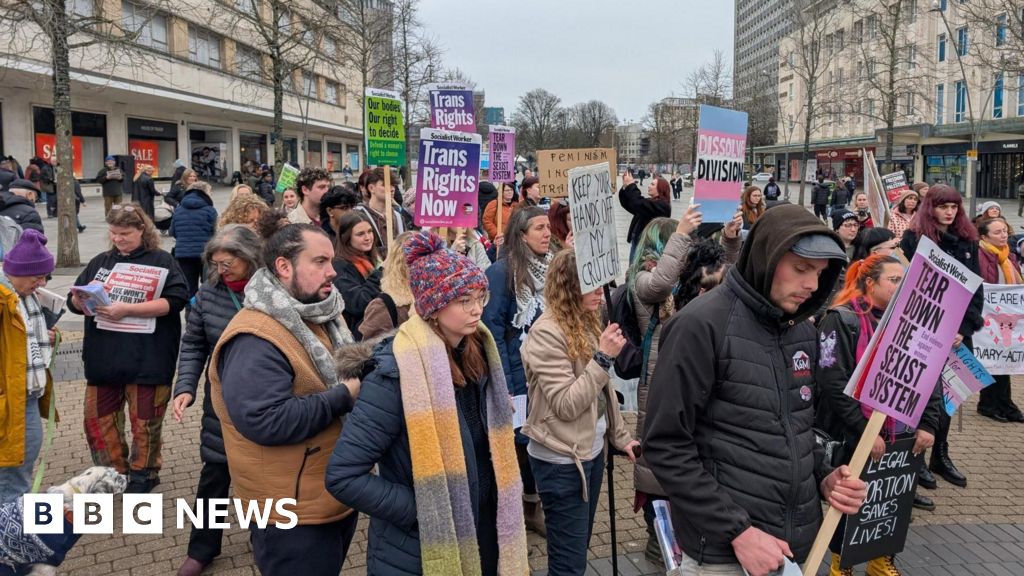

{"left": 403, "top": 231, "right": 487, "bottom": 318}
{"left": 3, "top": 229, "right": 55, "bottom": 277}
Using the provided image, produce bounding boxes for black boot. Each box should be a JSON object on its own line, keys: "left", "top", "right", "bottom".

{"left": 913, "top": 493, "right": 935, "bottom": 511}
{"left": 918, "top": 466, "right": 937, "bottom": 490}
{"left": 930, "top": 442, "right": 967, "bottom": 487}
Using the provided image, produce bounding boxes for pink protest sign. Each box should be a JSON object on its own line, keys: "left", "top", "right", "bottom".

{"left": 845, "top": 235, "right": 982, "bottom": 428}
{"left": 488, "top": 126, "right": 516, "bottom": 183}
{"left": 428, "top": 82, "right": 475, "bottom": 133}
{"left": 414, "top": 128, "right": 482, "bottom": 228}
{"left": 693, "top": 104, "right": 748, "bottom": 223}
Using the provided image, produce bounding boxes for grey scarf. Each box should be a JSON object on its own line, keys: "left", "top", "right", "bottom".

{"left": 512, "top": 252, "right": 552, "bottom": 330}
{"left": 243, "top": 268, "right": 353, "bottom": 387}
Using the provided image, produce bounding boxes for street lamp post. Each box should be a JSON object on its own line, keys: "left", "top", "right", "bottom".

{"left": 930, "top": 0, "right": 979, "bottom": 216}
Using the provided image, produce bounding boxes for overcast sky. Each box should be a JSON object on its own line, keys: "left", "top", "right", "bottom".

{"left": 418, "top": 0, "right": 735, "bottom": 125}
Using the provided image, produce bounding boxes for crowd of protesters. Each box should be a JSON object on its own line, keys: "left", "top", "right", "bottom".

{"left": 1, "top": 160, "right": 1020, "bottom": 576}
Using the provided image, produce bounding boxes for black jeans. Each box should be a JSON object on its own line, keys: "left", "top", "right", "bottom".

{"left": 186, "top": 461, "right": 231, "bottom": 563}
{"left": 978, "top": 374, "right": 1020, "bottom": 416}
{"left": 516, "top": 442, "right": 537, "bottom": 495}
{"left": 250, "top": 512, "right": 359, "bottom": 576}
{"left": 814, "top": 204, "right": 829, "bottom": 221}
{"left": 176, "top": 257, "right": 204, "bottom": 301}
{"left": 530, "top": 452, "right": 605, "bottom": 576}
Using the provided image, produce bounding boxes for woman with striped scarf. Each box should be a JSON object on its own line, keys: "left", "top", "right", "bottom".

{"left": 326, "top": 231, "right": 529, "bottom": 576}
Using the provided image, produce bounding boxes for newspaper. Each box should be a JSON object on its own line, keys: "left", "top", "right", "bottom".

{"left": 652, "top": 500, "right": 683, "bottom": 574}
{"left": 95, "top": 263, "right": 169, "bottom": 334}
{"left": 69, "top": 283, "right": 111, "bottom": 315}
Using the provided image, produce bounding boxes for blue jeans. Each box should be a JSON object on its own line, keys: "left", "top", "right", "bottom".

{"left": 0, "top": 397, "right": 43, "bottom": 501}
{"left": 530, "top": 452, "right": 605, "bottom": 576}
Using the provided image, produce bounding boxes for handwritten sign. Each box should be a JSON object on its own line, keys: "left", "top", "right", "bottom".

{"left": 428, "top": 82, "right": 475, "bottom": 133}
{"left": 364, "top": 87, "right": 406, "bottom": 166}
{"left": 973, "top": 283, "right": 1024, "bottom": 375}
{"left": 413, "top": 128, "right": 481, "bottom": 228}
{"left": 840, "top": 436, "right": 922, "bottom": 568}
{"left": 942, "top": 344, "right": 995, "bottom": 415}
{"left": 881, "top": 171, "right": 910, "bottom": 205}
{"left": 694, "top": 105, "right": 748, "bottom": 223}
{"left": 846, "top": 235, "right": 982, "bottom": 428}
{"left": 488, "top": 126, "right": 516, "bottom": 183}
{"left": 537, "top": 148, "right": 617, "bottom": 199}
{"left": 567, "top": 163, "right": 619, "bottom": 292}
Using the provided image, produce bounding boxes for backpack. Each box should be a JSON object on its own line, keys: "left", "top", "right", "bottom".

{"left": 608, "top": 283, "right": 660, "bottom": 381}
{"left": 40, "top": 163, "right": 55, "bottom": 184}
{"left": 379, "top": 292, "right": 399, "bottom": 328}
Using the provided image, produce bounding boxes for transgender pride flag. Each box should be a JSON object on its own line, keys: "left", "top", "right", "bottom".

{"left": 693, "top": 105, "right": 748, "bottom": 223}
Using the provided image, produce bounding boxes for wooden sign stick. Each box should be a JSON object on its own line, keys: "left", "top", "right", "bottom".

{"left": 802, "top": 410, "right": 886, "bottom": 576}
{"left": 384, "top": 166, "right": 394, "bottom": 246}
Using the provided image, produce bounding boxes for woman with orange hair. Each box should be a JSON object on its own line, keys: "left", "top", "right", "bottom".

{"left": 815, "top": 253, "right": 940, "bottom": 575}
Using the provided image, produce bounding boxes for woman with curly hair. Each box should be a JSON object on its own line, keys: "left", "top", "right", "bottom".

{"left": 218, "top": 194, "right": 268, "bottom": 230}
{"left": 522, "top": 249, "right": 640, "bottom": 575}
{"left": 740, "top": 185, "right": 765, "bottom": 230}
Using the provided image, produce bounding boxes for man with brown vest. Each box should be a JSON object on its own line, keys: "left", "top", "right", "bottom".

{"left": 208, "top": 224, "right": 360, "bottom": 576}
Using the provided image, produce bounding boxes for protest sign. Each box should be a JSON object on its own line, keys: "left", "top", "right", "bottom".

{"left": 274, "top": 163, "right": 299, "bottom": 194}
{"left": 973, "top": 283, "right": 1024, "bottom": 375}
{"left": 862, "top": 150, "right": 890, "bottom": 228}
{"left": 488, "top": 126, "right": 516, "bottom": 183}
{"left": 693, "top": 105, "right": 748, "bottom": 223}
{"left": 537, "top": 148, "right": 617, "bottom": 198}
{"left": 839, "top": 436, "right": 923, "bottom": 568}
{"left": 364, "top": 88, "right": 406, "bottom": 166}
{"left": 567, "top": 163, "right": 619, "bottom": 293}
{"left": 881, "top": 170, "right": 910, "bottom": 205}
{"left": 942, "top": 344, "right": 995, "bottom": 416}
{"left": 428, "top": 82, "right": 475, "bottom": 133}
{"left": 845, "top": 235, "right": 982, "bottom": 429}
{"left": 96, "top": 263, "right": 169, "bottom": 334}
{"left": 804, "top": 158, "right": 818, "bottom": 183}
{"left": 413, "top": 128, "right": 481, "bottom": 228}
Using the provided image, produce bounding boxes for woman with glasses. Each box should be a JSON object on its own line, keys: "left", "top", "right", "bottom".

{"left": 975, "top": 216, "right": 1024, "bottom": 423}
{"left": 815, "top": 253, "right": 939, "bottom": 575}
{"left": 170, "top": 180, "right": 218, "bottom": 302}
{"left": 332, "top": 211, "right": 383, "bottom": 340}
{"left": 482, "top": 205, "right": 552, "bottom": 536}
{"left": 170, "top": 225, "right": 263, "bottom": 576}
{"left": 327, "top": 231, "right": 529, "bottom": 576}
{"left": 850, "top": 227, "right": 898, "bottom": 262}
{"left": 67, "top": 203, "right": 189, "bottom": 494}
{"left": 521, "top": 249, "right": 640, "bottom": 575}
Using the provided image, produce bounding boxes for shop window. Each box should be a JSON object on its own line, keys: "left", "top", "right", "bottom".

{"left": 189, "top": 26, "right": 222, "bottom": 69}
{"left": 327, "top": 141, "right": 343, "bottom": 172}
{"left": 122, "top": 1, "right": 168, "bottom": 52}
{"left": 32, "top": 106, "right": 107, "bottom": 180}
{"left": 994, "top": 73, "right": 1004, "bottom": 119}
{"left": 306, "top": 139, "right": 323, "bottom": 168}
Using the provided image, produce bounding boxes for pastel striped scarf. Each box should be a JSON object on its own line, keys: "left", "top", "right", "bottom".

{"left": 394, "top": 314, "right": 529, "bottom": 576}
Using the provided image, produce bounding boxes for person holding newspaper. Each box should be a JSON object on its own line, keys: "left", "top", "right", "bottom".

{"left": 644, "top": 205, "right": 868, "bottom": 576}
{"left": 67, "top": 203, "right": 189, "bottom": 494}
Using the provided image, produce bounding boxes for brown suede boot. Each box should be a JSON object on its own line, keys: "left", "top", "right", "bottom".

{"left": 523, "top": 494, "right": 546, "bottom": 537}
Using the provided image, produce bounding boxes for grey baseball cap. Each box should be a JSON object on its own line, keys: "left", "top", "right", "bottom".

{"left": 790, "top": 233, "right": 848, "bottom": 262}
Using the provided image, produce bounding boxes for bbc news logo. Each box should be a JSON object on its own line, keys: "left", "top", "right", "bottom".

{"left": 22, "top": 495, "right": 298, "bottom": 534}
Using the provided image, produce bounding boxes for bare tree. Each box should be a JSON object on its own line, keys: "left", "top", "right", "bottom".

{"left": 847, "top": 0, "right": 934, "bottom": 173}
{"left": 391, "top": 0, "right": 440, "bottom": 182}
{"left": 567, "top": 100, "right": 617, "bottom": 147}
{"left": 511, "top": 88, "right": 563, "bottom": 158}
{"left": 784, "top": 0, "right": 838, "bottom": 204}
{"left": 336, "top": 0, "right": 395, "bottom": 96}
{"left": 0, "top": 0, "right": 170, "bottom": 266}
{"left": 958, "top": 1, "right": 1024, "bottom": 76}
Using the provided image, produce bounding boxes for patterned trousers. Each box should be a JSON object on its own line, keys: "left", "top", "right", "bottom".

{"left": 83, "top": 384, "right": 171, "bottom": 482}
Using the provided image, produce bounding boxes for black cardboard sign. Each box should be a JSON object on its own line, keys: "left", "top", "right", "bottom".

{"left": 840, "top": 435, "right": 922, "bottom": 568}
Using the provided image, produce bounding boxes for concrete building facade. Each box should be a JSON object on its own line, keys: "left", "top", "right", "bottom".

{"left": 734, "top": 0, "right": 793, "bottom": 146}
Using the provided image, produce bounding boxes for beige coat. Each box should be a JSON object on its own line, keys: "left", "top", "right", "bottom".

{"left": 521, "top": 312, "right": 633, "bottom": 501}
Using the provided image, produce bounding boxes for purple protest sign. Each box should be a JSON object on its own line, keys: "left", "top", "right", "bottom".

{"left": 414, "top": 128, "right": 482, "bottom": 228}
{"left": 429, "top": 83, "right": 475, "bottom": 133}
{"left": 488, "top": 125, "right": 516, "bottom": 183}
{"left": 846, "top": 235, "right": 982, "bottom": 428}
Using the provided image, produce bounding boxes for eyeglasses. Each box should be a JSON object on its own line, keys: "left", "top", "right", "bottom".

{"left": 457, "top": 292, "right": 490, "bottom": 312}
{"left": 110, "top": 205, "right": 137, "bottom": 213}
{"left": 840, "top": 221, "right": 859, "bottom": 229}
{"left": 210, "top": 257, "right": 237, "bottom": 271}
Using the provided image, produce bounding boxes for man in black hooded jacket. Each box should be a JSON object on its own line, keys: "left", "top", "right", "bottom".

{"left": 643, "top": 204, "right": 867, "bottom": 576}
